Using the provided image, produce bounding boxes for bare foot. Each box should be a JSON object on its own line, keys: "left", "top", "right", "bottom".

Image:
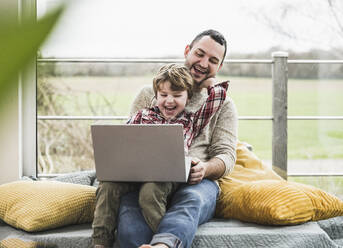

{"left": 139, "top": 244, "right": 169, "bottom": 248}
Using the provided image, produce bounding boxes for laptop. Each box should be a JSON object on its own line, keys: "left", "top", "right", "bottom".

{"left": 91, "top": 124, "right": 192, "bottom": 182}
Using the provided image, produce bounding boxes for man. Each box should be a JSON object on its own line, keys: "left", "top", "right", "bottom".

{"left": 92, "top": 29, "right": 238, "bottom": 248}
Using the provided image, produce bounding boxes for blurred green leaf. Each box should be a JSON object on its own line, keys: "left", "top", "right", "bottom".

{"left": 0, "top": 6, "right": 64, "bottom": 109}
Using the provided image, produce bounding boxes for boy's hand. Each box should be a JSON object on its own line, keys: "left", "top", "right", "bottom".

{"left": 200, "top": 77, "right": 216, "bottom": 89}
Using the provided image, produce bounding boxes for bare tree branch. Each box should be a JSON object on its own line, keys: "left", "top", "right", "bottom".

{"left": 327, "top": 0, "right": 343, "bottom": 36}
{"left": 249, "top": 0, "right": 343, "bottom": 52}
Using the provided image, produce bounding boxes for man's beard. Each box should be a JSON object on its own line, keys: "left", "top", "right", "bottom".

{"left": 186, "top": 63, "right": 209, "bottom": 91}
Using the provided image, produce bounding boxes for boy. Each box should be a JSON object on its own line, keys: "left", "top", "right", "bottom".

{"left": 92, "top": 63, "right": 228, "bottom": 247}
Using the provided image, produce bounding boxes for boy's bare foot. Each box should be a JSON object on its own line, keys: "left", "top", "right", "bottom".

{"left": 139, "top": 244, "right": 169, "bottom": 248}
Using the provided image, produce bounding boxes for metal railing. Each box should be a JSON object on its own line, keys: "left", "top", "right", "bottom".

{"left": 37, "top": 54, "right": 343, "bottom": 178}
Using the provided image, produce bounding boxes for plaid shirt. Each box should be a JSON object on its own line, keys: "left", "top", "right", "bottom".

{"left": 127, "top": 81, "right": 228, "bottom": 154}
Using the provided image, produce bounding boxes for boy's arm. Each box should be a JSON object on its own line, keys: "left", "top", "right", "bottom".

{"left": 192, "top": 81, "right": 229, "bottom": 137}
{"left": 126, "top": 110, "right": 143, "bottom": 124}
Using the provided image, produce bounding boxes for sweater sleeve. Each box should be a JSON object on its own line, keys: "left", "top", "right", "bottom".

{"left": 208, "top": 96, "right": 238, "bottom": 176}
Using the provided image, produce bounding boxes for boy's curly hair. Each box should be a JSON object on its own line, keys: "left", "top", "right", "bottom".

{"left": 153, "top": 64, "right": 193, "bottom": 99}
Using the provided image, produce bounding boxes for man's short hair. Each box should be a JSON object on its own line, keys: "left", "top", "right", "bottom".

{"left": 153, "top": 64, "right": 194, "bottom": 99}
{"left": 190, "top": 29, "right": 227, "bottom": 65}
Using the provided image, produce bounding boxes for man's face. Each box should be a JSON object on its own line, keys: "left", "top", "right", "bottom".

{"left": 184, "top": 36, "right": 225, "bottom": 88}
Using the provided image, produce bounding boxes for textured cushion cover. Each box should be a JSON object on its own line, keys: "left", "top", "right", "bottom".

{"left": 50, "top": 170, "right": 96, "bottom": 186}
{"left": 0, "top": 180, "right": 96, "bottom": 232}
{"left": 216, "top": 179, "right": 343, "bottom": 225}
{"left": 0, "top": 238, "right": 39, "bottom": 248}
{"left": 216, "top": 142, "right": 343, "bottom": 225}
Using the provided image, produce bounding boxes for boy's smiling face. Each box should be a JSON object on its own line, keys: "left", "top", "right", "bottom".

{"left": 156, "top": 80, "right": 188, "bottom": 121}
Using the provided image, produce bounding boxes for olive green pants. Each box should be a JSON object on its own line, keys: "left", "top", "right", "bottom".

{"left": 92, "top": 181, "right": 179, "bottom": 247}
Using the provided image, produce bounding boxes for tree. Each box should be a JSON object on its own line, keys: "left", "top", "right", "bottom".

{"left": 246, "top": 0, "right": 343, "bottom": 57}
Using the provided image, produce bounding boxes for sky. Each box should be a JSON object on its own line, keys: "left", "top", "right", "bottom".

{"left": 37, "top": 0, "right": 340, "bottom": 58}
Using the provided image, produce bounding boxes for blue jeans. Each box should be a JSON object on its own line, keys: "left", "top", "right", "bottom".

{"left": 117, "top": 179, "right": 219, "bottom": 248}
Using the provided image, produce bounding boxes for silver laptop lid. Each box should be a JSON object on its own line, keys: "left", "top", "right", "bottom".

{"left": 91, "top": 124, "right": 191, "bottom": 182}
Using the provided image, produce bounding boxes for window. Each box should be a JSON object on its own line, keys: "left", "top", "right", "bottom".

{"left": 32, "top": 0, "right": 343, "bottom": 199}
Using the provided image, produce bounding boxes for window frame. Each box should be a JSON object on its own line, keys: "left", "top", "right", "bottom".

{"left": 19, "top": 0, "right": 37, "bottom": 178}
{"left": 25, "top": 1, "right": 343, "bottom": 179}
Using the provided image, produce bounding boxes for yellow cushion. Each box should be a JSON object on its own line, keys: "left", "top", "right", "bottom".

{"left": 216, "top": 179, "right": 343, "bottom": 225}
{"left": 0, "top": 180, "right": 96, "bottom": 232}
{"left": 0, "top": 238, "right": 39, "bottom": 248}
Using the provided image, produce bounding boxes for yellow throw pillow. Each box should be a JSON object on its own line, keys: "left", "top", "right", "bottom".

{"left": 0, "top": 238, "right": 39, "bottom": 248}
{"left": 216, "top": 180, "right": 343, "bottom": 225}
{"left": 0, "top": 180, "right": 96, "bottom": 232}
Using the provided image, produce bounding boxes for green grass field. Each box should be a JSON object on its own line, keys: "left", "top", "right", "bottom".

{"left": 38, "top": 75, "right": 343, "bottom": 198}
{"left": 40, "top": 75, "right": 343, "bottom": 160}
{"left": 224, "top": 76, "right": 343, "bottom": 160}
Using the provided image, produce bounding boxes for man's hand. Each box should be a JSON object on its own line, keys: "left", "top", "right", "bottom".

{"left": 200, "top": 77, "right": 216, "bottom": 89}
{"left": 188, "top": 157, "right": 206, "bottom": 184}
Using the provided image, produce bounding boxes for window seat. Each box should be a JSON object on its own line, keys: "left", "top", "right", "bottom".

{"left": 1, "top": 170, "right": 342, "bottom": 248}
{"left": 1, "top": 216, "right": 343, "bottom": 248}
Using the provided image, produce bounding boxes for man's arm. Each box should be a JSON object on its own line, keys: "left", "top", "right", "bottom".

{"left": 208, "top": 98, "right": 238, "bottom": 176}
{"left": 188, "top": 157, "right": 226, "bottom": 184}
{"left": 188, "top": 97, "right": 238, "bottom": 184}
{"left": 129, "top": 86, "right": 155, "bottom": 116}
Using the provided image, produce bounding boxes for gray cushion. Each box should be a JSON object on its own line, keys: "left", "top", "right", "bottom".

{"left": 49, "top": 170, "right": 96, "bottom": 186}
{"left": 2, "top": 218, "right": 343, "bottom": 248}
